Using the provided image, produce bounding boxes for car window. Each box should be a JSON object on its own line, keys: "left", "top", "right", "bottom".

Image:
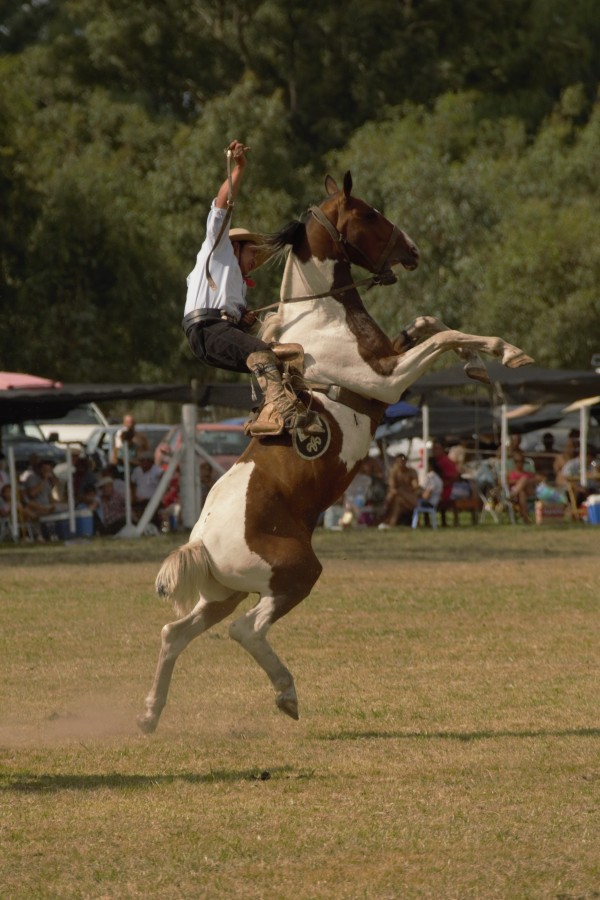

{"left": 197, "top": 430, "right": 250, "bottom": 456}
{"left": 1, "top": 421, "right": 46, "bottom": 440}
{"left": 35, "top": 403, "right": 107, "bottom": 427}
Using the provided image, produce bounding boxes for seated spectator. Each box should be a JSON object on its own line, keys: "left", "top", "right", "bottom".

{"left": 0, "top": 482, "right": 44, "bottom": 540}
{"left": 533, "top": 432, "right": 559, "bottom": 480}
{"left": 0, "top": 451, "right": 8, "bottom": 491}
{"left": 431, "top": 439, "right": 459, "bottom": 508}
{"left": 382, "top": 453, "right": 420, "bottom": 527}
{"left": 23, "top": 458, "right": 61, "bottom": 517}
{"left": 323, "top": 495, "right": 345, "bottom": 530}
{"left": 559, "top": 445, "right": 599, "bottom": 504}
{"left": 508, "top": 450, "right": 538, "bottom": 523}
{"left": 356, "top": 457, "right": 387, "bottom": 527}
{"left": 100, "top": 464, "right": 126, "bottom": 495}
{"left": 447, "top": 435, "right": 471, "bottom": 474}
{"left": 554, "top": 437, "right": 579, "bottom": 480}
{"left": 131, "top": 451, "right": 163, "bottom": 522}
{"left": 96, "top": 476, "right": 128, "bottom": 535}
{"left": 507, "top": 434, "right": 536, "bottom": 474}
{"left": 420, "top": 457, "right": 444, "bottom": 509}
{"left": 110, "top": 414, "right": 150, "bottom": 467}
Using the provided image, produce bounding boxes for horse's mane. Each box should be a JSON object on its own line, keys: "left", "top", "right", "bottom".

{"left": 255, "top": 220, "right": 306, "bottom": 343}
{"left": 258, "top": 219, "right": 306, "bottom": 263}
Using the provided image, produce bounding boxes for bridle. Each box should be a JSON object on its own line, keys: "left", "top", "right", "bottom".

{"left": 308, "top": 205, "right": 400, "bottom": 289}
{"left": 252, "top": 204, "right": 401, "bottom": 314}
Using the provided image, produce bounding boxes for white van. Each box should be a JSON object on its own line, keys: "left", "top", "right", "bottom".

{"left": 36, "top": 402, "right": 110, "bottom": 448}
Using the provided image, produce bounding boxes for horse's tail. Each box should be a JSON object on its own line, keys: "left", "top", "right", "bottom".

{"left": 155, "top": 539, "right": 212, "bottom": 617}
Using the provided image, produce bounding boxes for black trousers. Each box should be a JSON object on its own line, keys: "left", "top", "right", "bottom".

{"left": 187, "top": 320, "right": 271, "bottom": 374}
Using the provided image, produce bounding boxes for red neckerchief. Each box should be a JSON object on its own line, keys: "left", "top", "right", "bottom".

{"left": 243, "top": 277, "right": 256, "bottom": 288}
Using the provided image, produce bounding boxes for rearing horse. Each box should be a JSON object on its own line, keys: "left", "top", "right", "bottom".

{"left": 138, "top": 172, "right": 532, "bottom": 732}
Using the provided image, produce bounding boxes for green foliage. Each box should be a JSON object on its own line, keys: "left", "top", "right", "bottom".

{"left": 0, "top": 1, "right": 599, "bottom": 380}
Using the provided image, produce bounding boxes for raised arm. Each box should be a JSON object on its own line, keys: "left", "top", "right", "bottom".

{"left": 215, "top": 140, "right": 250, "bottom": 209}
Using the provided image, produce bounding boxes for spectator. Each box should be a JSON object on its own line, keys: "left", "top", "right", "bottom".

{"left": 323, "top": 495, "right": 345, "bottom": 530}
{"left": 96, "top": 476, "right": 128, "bottom": 535}
{"left": 382, "top": 453, "right": 420, "bottom": 527}
{"left": 110, "top": 414, "right": 150, "bottom": 467}
{"left": 431, "top": 439, "right": 459, "bottom": 506}
{"left": 0, "top": 451, "right": 8, "bottom": 490}
{"left": 0, "top": 482, "right": 44, "bottom": 540}
{"left": 421, "top": 457, "right": 444, "bottom": 508}
{"left": 508, "top": 450, "right": 538, "bottom": 523}
{"left": 23, "top": 458, "right": 61, "bottom": 517}
{"left": 447, "top": 435, "right": 471, "bottom": 474}
{"left": 554, "top": 437, "right": 579, "bottom": 481}
{"left": 100, "top": 464, "right": 126, "bottom": 495}
{"left": 357, "top": 457, "right": 387, "bottom": 526}
{"left": 131, "top": 451, "right": 163, "bottom": 522}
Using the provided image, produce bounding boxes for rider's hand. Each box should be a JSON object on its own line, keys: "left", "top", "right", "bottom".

{"left": 240, "top": 310, "right": 257, "bottom": 327}
{"left": 227, "top": 140, "right": 250, "bottom": 167}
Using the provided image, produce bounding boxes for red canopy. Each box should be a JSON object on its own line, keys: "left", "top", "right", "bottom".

{"left": 0, "top": 371, "right": 62, "bottom": 390}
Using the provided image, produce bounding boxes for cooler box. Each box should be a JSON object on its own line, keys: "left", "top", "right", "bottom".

{"left": 75, "top": 508, "right": 94, "bottom": 537}
{"left": 535, "top": 501, "right": 566, "bottom": 525}
{"left": 586, "top": 494, "right": 600, "bottom": 525}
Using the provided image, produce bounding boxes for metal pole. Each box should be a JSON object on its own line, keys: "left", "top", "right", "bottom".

{"left": 7, "top": 446, "right": 19, "bottom": 541}
{"left": 181, "top": 403, "right": 199, "bottom": 529}
{"left": 580, "top": 405, "right": 589, "bottom": 489}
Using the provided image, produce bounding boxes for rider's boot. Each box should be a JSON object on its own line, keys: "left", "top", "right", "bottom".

{"left": 245, "top": 350, "right": 324, "bottom": 437}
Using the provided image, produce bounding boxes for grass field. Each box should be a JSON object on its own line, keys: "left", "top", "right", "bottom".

{"left": 1, "top": 526, "right": 599, "bottom": 899}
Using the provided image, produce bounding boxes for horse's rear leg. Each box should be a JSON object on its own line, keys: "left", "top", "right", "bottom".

{"left": 137, "top": 591, "right": 246, "bottom": 734}
{"left": 229, "top": 594, "right": 303, "bottom": 720}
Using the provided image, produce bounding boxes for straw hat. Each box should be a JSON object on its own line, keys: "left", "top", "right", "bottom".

{"left": 229, "top": 227, "right": 262, "bottom": 244}
{"left": 229, "top": 227, "right": 273, "bottom": 269}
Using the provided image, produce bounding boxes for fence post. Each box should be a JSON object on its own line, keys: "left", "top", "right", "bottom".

{"left": 180, "top": 403, "right": 199, "bottom": 529}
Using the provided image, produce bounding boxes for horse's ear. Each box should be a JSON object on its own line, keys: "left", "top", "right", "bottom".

{"left": 343, "top": 171, "right": 353, "bottom": 198}
{"left": 324, "top": 175, "right": 339, "bottom": 196}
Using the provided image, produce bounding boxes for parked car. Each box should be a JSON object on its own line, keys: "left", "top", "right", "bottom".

{"left": 84, "top": 423, "right": 173, "bottom": 471}
{"left": 36, "top": 402, "right": 109, "bottom": 447}
{"left": 1, "top": 421, "right": 66, "bottom": 472}
{"left": 155, "top": 422, "right": 251, "bottom": 473}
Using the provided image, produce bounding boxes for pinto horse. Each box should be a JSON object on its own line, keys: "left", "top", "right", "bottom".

{"left": 137, "top": 172, "right": 532, "bottom": 733}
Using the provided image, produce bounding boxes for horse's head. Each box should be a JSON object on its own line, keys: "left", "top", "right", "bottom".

{"left": 312, "top": 171, "right": 419, "bottom": 279}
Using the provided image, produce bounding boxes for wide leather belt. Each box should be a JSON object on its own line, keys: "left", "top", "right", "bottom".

{"left": 182, "top": 308, "right": 236, "bottom": 336}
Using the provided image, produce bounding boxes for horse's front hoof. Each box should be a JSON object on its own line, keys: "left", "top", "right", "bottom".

{"left": 276, "top": 690, "right": 299, "bottom": 720}
{"left": 137, "top": 713, "right": 158, "bottom": 735}
{"left": 464, "top": 362, "right": 490, "bottom": 384}
{"left": 502, "top": 349, "right": 534, "bottom": 369}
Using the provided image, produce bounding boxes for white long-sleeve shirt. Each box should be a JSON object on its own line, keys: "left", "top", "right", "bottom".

{"left": 183, "top": 201, "right": 247, "bottom": 323}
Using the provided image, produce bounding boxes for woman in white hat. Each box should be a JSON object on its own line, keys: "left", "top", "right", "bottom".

{"left": 182, "top": 139, "right": 321, "bottom": 436}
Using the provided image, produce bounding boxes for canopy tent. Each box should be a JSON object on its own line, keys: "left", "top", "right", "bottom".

{"left": 376, "top": 393, "right": 497, "bottom": 442}
{"left": 404, "top": 362, "right": 600, "bottom": 405}
{"left": 0, "top": 377, "right": 254, "bottom": 426}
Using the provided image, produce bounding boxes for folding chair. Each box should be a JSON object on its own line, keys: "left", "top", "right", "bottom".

{"left": 411, "top": 499, "right": 438, "bottom": 529}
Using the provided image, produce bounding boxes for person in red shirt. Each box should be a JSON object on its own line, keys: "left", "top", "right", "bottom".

{"left": 431, "top": 440, "right": 459, "bottom": 505}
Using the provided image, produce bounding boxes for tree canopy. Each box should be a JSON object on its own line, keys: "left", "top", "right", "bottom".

{"left": 1, "top": 0, "right": 599, "bottom": 381}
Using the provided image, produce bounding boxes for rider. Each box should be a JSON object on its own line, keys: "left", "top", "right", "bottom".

{"left": 182, "top": 139, "right": 322, "bottom": 437}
